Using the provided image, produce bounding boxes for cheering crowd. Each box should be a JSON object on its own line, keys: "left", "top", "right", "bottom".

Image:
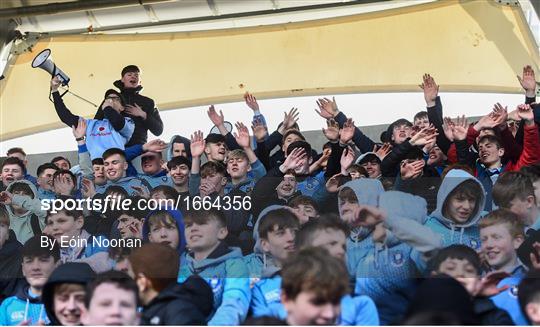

{"left": 0, "top": 64, "right": 540, "bottom": 325}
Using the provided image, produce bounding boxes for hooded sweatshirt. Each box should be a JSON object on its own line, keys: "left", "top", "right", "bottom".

{"left": 95, "top": 175, "right": 152, "bottom": 197}
{"left": 423, "top": 169, "right": 486, "bottom": 249}
{"left": 0, "top": 285, "right": 49, "bottom": 325}
{"left": 178, "top": 242, "right": 251, "bottom": 326}
{"left": 251, "top": 273, "right": 380, "bottom": 326}
{"left": 142, "top": 208, "right": 186, "bottom": 255}
{"left": 7, "top": 180, "right": 46, "bottom": 244}
{"left": 42, "top": 262, "right": 96, "bottom": 326}
{"left": 141, "top": 275, "right": 214, "bottom": 325}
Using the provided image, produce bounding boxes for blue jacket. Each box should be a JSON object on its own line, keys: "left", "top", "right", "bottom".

{"left": 423, "top": 169, "right": 486, "bottom": 250}
{"left": 139, "top": 171, "right": 174, "bottom": 189}
{"left": 85, "top": 117, "right": 135, "bottom": 160}
{"left": 0, "top": 286, "right": 49, "bottom": 325}
{"left": 178, "top": 243, "right": 251, "bottom": 325}
{"left": 251, "top": 274, "right": 380, "bottom": 325}
{"left": 490, "top": 269, "right": 528, "bottom": 326}
{"left": 142, "top": 207, "right": 186, "bottom": 255}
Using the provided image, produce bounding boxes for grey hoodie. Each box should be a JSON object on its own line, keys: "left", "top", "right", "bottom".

{"left": 7, "top": 180, "right": 46, "bottom": 244}
{"left": 423, "top": 169, "right": 486, "bottom": 250}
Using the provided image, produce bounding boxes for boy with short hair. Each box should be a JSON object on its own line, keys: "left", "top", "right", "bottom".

{"left": 6, "top": 147, "right": 37, "bottom": 185}
{"left": 36, "top": 163, "right": 59, "bottom": 200}
{"left": 479, "top": 209, "right": 528, "bottom": 325}
{"left": 95, "top": 148, "right": 151, "bottom": 196}
{"left": 178, "top": 209, "right": 251, "bottom": 325}
{"left": 0, "top": 235, "right": 60, "bottom": 325}
{"left": 1, "top": 157, "right": 25, "bottom": 192}
{"left": 413, "top": 111, "right": 429, "bottom": 130}
{"left": 142, "top": 208, "right": 186, "bottom": 254}
{"left": 167, "top": 155, "right": 191, "bottom": 196}
{"left": 493, "top": 171, "right": 540, "bottom": 229}
{"left": 288, "top": 195, "right": 320, "bottom": 224}
{"left": 246, "top": 207, "right": 299, "bottom": 283}
{"left": 116, "top": 197, "right": 148, "bottom": 239}
{"left": 45, "top": 207, "right": 111, "bottom": 272}
{"left": 129, "top": 243, "right": 214, "bottom": 325}
{"left": 42, "top": 262, "right": 96, "bottom": 326}
{"left": 281, "top": 247, "right": 350, "bottom": 325}
{"left": 80, "top": 270, "right": 140, "bottom": 326}
{"left": 91, "top": 158, "right": 106, "bottom": 186}
{"left": 521, "top": 163, "right": 540, "bottom": 207}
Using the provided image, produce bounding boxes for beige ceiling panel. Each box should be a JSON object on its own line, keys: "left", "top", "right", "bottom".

{"left": 0, "top": 0, "right": 538, "bottom": 140}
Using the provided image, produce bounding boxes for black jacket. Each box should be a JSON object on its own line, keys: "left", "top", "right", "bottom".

{"left": 141, "top": 275, "right": 214, "bottom": 325}
{"left": 474, "top": 297, "right": 514, "bottom": 326}
{"left": 0, "top": 230, "right": 23, "bottom": 302}
{"left": 42, "top": 263, "right": 96, "bottom": 326}
{"left": 114, "top": 81, "right": 164, "bottom": 146}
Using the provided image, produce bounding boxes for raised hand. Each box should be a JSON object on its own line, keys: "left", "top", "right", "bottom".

{"left": 340, "top": 146, "right": 356, "bottom": 171}
{"left": 54, "top": 174, "right": 74, "bottom": 196}
{"left": 474, "top": 271, "right": 511, "bottom": 297}
{"left": 452, "top": 115, "right": 468, "bottom": 141}
{"left": 244, "top": 92, "right": 260, "bottom": 112}
{"left": 400, "top": 160, "right": 425, "bottom": 180}
{"left": 339, "top": 118, "right": 355, "bottom": 144}
{"left": 50, "top": 76, "right": 61, "bottom": 92}
{"left": 142, "top": 139, "right": 167, "bottom": 152}
{"left": 190, "top": 130, "right": 206, "bottom": 158}
{"left": 517, "top": 103, "right": 535, "bottom": 124}
{"left": 80, "top": 178, "right": 96, "bottom": 199}
{"left": 442, "top": 117, "right": 455, "bottom": 142}
{"left": 322, "top": 119, "right": 340, "bottom": 142}
{"left": 207, "top": 105, "right": 225, "bottom": 127}
{"left": 491, "top": 103, "right": 508, "bottom": 128}
{"left": 0, "top": 191, "right": 13, "bottom": 205}
{"left": 530, "top": 242, "right": 540, "bottom": 270}
{"left": 199, "top": 180, "right": 218, "bottom": 197}
{"left": 234, "top": 122, "right": 251, "bottom": 149}
{"left": 517, "top": 65, "right": 537, "bottom": 97}
{"left": 409, "top": 125, "right": 438, "bottom": 146}
{"left": 281, "top": 147, "right": 307, "bottom": 172}
{"left": 325, "top": 173, "right": 342, "bottom": 193}
{"left": 373, "top": 143, "right": 392, "bottom": 161}
{"left": 419, "top": 73, "right": 439, "bottom": 107}
{"left": 251, "top": 118, "right": 268, "bottom": 142}
{"left": 315, "top": 97, "right": 339, "bottom": 119}
{"left": 352, "top": 205, "right": 386, "bottom": 228}
{"left": 125, "top": 103, "right": 147, "bottom": 119}
{"left": 72, "top": 118, "right": 87, "bottom": 140}
{"left": 282, "top": 107, "right": 299, "bottom": 131}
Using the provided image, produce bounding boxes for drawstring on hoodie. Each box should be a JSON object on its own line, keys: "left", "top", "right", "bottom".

{"left": 459, "top": 227, "right": 465, "bottom": 244}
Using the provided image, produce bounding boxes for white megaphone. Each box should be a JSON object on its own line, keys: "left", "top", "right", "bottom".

{"left": 31, "top": 48, "right": 70, "bottom": 86}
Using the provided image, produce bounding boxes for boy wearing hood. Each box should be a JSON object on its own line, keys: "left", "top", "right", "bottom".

{"left": 178, "top": 209, "right": 251, "bottom": 325}
{"left": 129, "top": 243, "right": 214, "bottom": 325}
{"left": 142, "top": 208, "right": 186, "bottom": 255}
{"left": 166, "top": 135, "right": 191, "bottom": 161}
{"left": 0, "top": 180, "right": 46, "bottom": 244}
{"left": 422, "top": 169, "right": 485, "bottom": 249}
{"left": 51, "top": 77, "right": 135, "bottom": 160}
{"left": 113, "top": 65, "right": 164, "bottom": 147}
{"left": 42, "top": 262, "right": 96, "bottom": 326}
{"left": 0, "top": 235, "right": 59, "bottom": 325}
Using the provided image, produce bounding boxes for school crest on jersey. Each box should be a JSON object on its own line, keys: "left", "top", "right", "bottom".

{"left": 391, "top": 250, "right": 405, "bottom": 267}
{"left": 510, "top": 285, "right": 519, "bottom": 297}
{"left": 469, "top": 239, "right": 479, "bottom": 249}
